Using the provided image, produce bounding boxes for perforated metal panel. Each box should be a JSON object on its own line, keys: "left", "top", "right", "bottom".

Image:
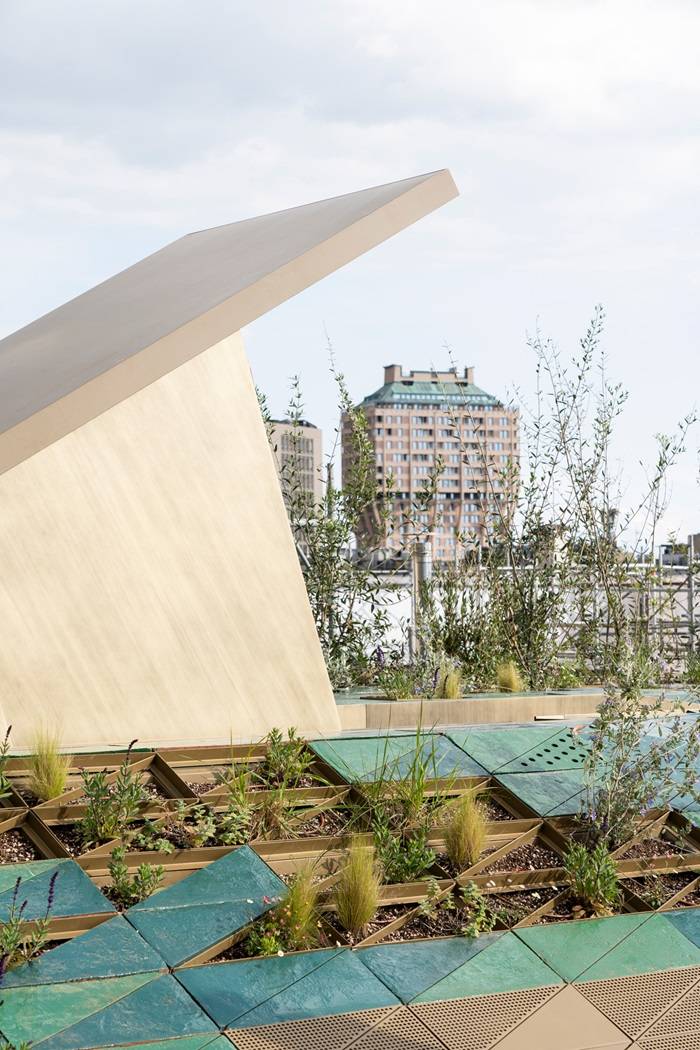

{"left": 640, "top": 978, "right": 700, "bottom": 1040}
{"left": 347, "top": 1006, "right": 447, "bottom": 1049}
{"left": 411, "top": 986, "right": 559, "bottom": 1050}
{"left": 639, "top": 1032, "right": 700, "bottom": 1049}
{"left": 227, "top": 1007, "right": 398, "bottom": 1050}
{"left": 577, "top": 967, "right": 700, "bottom": 1039}
{"left": 504, "top": 733, "right": 589, "bottom": 772}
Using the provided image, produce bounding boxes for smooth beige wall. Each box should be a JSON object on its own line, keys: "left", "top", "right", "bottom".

{"left": 0, "top": 332, "right": 340, "bottom": 748}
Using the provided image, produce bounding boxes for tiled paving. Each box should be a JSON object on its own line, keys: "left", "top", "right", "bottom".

{"left": 3, "top": 722, "right": 700, "bottom": 1047}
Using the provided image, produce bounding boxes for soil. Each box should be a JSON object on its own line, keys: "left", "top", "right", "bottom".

{"left": 669, "top": 884, "right": 700, "bottom": 908}
{"left": 488, "top": 886, "right": 561, "bottom": 926}
{"left": 185, "top": 781, "right": 218, "bottom": 796}
{"left": 292, "top": 808, "right": 351, "bottom": 838}
{"left": 533, "top": 893, "right": 601, "bottom": 924}
{"left": 435, "top": 844, "right": 498, "bottom": 878}
{"left": 14, "top": 787, "right": 41, "bottom": 807}
{"left": 619, "top": 833, "right": 691, "bottom": 861}
{"left": 625, "top": 871, "right": 698, "bottom": 908}
{"left": 51, "top": 823, "right": 87, "bottom": 857}
{"left": 480, "top": 841, "right": 563, "bottom": 874}
{"left": 480, "top": 797, "right": 518, "bottom": 822}
{"left": 0, "top": 828, "right": 41, "bottom": 863}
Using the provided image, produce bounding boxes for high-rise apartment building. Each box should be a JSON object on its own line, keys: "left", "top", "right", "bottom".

{"left": 343, "top": 364, "right": 519, "bottom": 562}
{"left": 271, "top": 418, "right": 323, "bottom": 504}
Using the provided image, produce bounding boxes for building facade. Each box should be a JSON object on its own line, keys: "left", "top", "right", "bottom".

{"left": 271, "top": 418, "right": 324, "bottom": 505}
{"left": 343, "top": 364, "right": 519, "bottom": 562}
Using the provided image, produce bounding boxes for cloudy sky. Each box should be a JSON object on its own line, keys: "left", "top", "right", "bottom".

{"left": 1, "top": 1, "right": 698, "bottom": 538}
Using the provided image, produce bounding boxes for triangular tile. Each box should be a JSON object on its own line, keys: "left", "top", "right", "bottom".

{"left": 576, "top": 916, "right": 700, "bottom": 981}
{"left": 576, "top": 967, "right": 700, "bottom": 1040}
{"left": 229, "top": 950, "right": 400, "bottom": 1028}
{"left": 446, "top": 727, "right": 563, "bottom": 773}
{"left": 33, "top": 974, "right": 217, "bottom": 1048}
{"left": 1, "top": 915, "right": 165, "bottom": 987}
{"left": 641, "top": 978, "right": 700, "bottom": 1040}
{"left": 177, "top": 948, "right": 343, "bottom": 1027}
{"left": 0, "top": 859, "right": 62, "bottom": 896}
{"left": 411, "top": 985, "right": 560, "bottom": 1050}
{"left": 491, "top": 985, "right": 631, "bottom": 1048}
{"left": 228, "top": 1007, "right": 398, "bottom": 1050}
{"left": 0, "top": 860, "right": 114, "bottom": 921}
{"left": 0, "top": 972, "right": 156, "bottom": 1047}
{"left": 664, "top": 908, "right": 700, "bottom": 950}
{"left": 349, "top": 1006, "right": 448, "bottom": 1049}
{"left": 128, "top": 899, "right": 271, "bottom": 967}
{"left": 358, "top": 934, "right": 504, "bottom": 1002}
{"left": 413, "top": 933, "right": 563, "bottom": 1003}
{"left": 127, "top": 846, "right": 283, "bottom": 912}
{"left": 515, "top": 912, "right": 650, "bottom": 982}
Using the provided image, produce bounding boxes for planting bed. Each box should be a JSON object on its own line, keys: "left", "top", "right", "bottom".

{"left": 3, "top": 721, "right": 700, "bottom": 1048}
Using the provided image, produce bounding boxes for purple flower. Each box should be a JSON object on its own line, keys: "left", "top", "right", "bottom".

{"left": 374, "top": 647, "right": 385, "bottom": 670}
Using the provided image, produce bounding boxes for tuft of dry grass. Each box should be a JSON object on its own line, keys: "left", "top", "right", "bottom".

{"left": 333, "top": 837, "right": 381, "bottom": 940}
{"left": 444, "top": 792, "right": 487, "bottom": 872}
{"left": 280, "top": 864, "right": 321, "bottom": 950}
{"left": 28, "top": 729, "right": 71, "bottom": 801}
{"left": 435, "top": 663, "right": 463, "bottom": 700}
{"left": 496, "top": 660, "right": 525, "bottom": 693}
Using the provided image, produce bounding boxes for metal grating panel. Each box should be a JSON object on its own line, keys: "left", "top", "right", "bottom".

{"left": 640, "top": 1033, "right": 700, "bottom": 1049}
{"left": 411, "top": 986, "right": 559, "bottom": 1050}
{"left": 577, "top": 967, "right": 700, "bottom": 1039}
{"left": 346, "top": 1006, "right": 448, "bottom": 1049}
{"left": 227, "top": 1007, "right": 398, "bottom": 1050}
{"left": 641, "top": 978, "right": 700, "bottom": 1039}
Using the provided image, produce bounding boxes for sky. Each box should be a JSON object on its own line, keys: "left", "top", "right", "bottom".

{"left": 1, "top": 0, "right": 698, "bottom": 539}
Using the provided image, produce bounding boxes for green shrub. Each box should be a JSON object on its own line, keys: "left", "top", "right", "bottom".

{"left": 444, "top": 793, "right": 486, "bottom": 872}
{"left": 107, "top": 846, "right": 164, "bottom": 908}
{"left": 564, "top": 842, "right": 620, "bottom": 915}
{"left": 458, "top": 880, "right": 497, "bottom": 937}
{"left": 80, "top": 742, "right": 146, "bottom": 845}
{"left": 496, "top": 660, "right": 525, "bottom": 693}
{"left": 257, "top": 728, "right": 314, "bottom": 788}
{"left": 28, "top": 729, "right": 71, "bottom": 802}
{"left": 333, "top": 839, "right": 380, "bottom": 940}
{"left": 374, "top": 819, "right": 435, "bottom": 883}
{"left": 0, "top": 870, "right": 57, "bottom": 971}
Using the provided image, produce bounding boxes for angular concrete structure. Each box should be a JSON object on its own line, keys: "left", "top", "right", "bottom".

{"left": 0, "top": 170, "right": 458, "bottom": 748}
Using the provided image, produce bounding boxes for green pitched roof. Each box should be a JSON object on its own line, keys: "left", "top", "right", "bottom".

{"left": 359, "top": 379, "right": 501, "bottom": 408}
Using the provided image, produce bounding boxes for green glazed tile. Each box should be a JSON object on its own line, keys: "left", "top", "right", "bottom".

{"left": 311, "top": 733, "right": 485, "bottom": 782}
{"left": 229, "top": 949, "right": 400, "bottom": 1028}
{"left": 576, "top": 914, "right": 700, "bottom": 981}
{"left": 2, "top": 916, "right": 165, "bottom": 988}
{"left": 496, "top": 730, "right": 589, "bottom": 773}
{"left": 413, "top": 932, "right": 563, "bottom": 1003}
{"left": 446, "top": 728, "right": 564, "bottom": 774}
{"left": 494, "top": 769, "right": 585, "bottom": 816}
{"left": 128, "top": 900, "right": 269, "bottom": 967}
{"left": 0, "top": 859, "right": 62, "bottom": 896}
{"left": 34, "top": 975, "right": 217, "bottom": 1049}
{"left": 357, "top": 933, "right": 503, "bottom": 1001}
{"left": 85, "top": 1039, "right": 228, "bottom": 1050}
{"left": 310, "top": 734, "right": 432, "bottom": 782}
{"left": 660, "top": 908, "right": 700, "bottom": 950}
{"left": 515, "top": 912, "right": 649, "bottom": 981}
{"left": 0, "top": 972, "right": 156, "bottom": 1046}
{"left": 0, "top": 861, "right": 115, "bottom": 922}
{"left": 178, "top": 948, "right": 343, "bottom": 1027}
{"left": 127, "top": 847, "right": 283, "bottom": 913}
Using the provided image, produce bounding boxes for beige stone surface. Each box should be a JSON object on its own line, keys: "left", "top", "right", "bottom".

{"left": 0, "top": 332, "right": 339, "bottom": 748}
{"left": 493, "top": 985, "right": 631, "bottom": 1049}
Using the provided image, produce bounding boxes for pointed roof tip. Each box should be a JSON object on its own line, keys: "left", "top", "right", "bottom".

{"left": 184, "top": 168, "right": 458, "bottom": 239}
{"left": 0, "top": 168, "right": 458, "bottom": 475}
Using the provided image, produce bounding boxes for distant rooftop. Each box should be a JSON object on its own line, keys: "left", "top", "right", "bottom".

{"left": 271, "top": 418, "right": 319, "bottom": 429}
{"left": 358, "top": 363, "right": 503, "bottom": 409}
